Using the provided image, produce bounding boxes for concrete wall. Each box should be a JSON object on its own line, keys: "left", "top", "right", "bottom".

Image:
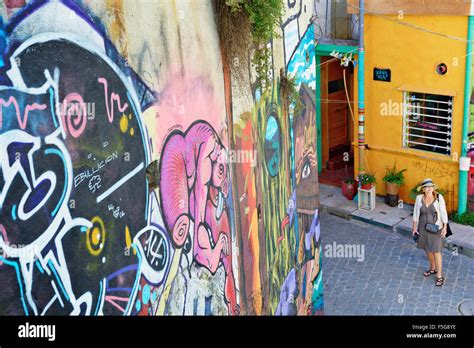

{"left": 0, "top": 0, "right": 322, "bottom": 315}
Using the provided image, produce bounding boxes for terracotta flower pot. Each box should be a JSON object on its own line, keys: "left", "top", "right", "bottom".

{"left": 360, "top": 183, "right": 373, "bottom": 190}
{"left": 386, "top": 182, "right": 399, "bottom": 195}
{"left": 342, "top": 181, "right": 357, "bottom": 200}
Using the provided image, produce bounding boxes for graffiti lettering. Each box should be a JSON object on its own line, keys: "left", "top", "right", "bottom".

{"left": 0, "top": 95, "right": 47, "bottom": 130}
{"left": 0, "top": 1, "right": 152, "bottom": 316}
{"left": 412, "top": 160, "right": 457, "bottom": 180}
{"left": 98, "top": 77, "right": 129, "bottom": 123}
{"left": 74, "top": 151, "right": 118, "bottom": 188}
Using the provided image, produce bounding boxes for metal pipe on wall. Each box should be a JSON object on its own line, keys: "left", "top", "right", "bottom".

{"left": 357, "top": 0, "right": 365, "bottom": 173}
{"left": 458, "top": 15, "right": 474, "bottom": 215}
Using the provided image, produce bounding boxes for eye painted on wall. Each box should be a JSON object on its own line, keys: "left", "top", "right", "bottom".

{"left": 183, "top": 234, "right": 192, "bottom": 254}
{"left": 301, "top": 158, "right": 311, "bottom": 179}
{"left": 264, "top": 113, "right": 281, "bottom": 177}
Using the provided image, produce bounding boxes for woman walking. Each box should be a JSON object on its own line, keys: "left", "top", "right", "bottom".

{"left": 412, "top": 178, "right": 449, "bottom": 286}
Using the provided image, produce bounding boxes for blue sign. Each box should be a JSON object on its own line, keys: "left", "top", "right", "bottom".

{"left": 374, "top": 68, "right": 391, "bottom": 82}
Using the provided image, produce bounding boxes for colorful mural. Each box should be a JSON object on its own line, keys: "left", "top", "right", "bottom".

{"left": 0, "top": 0, "right": 155, "bottom": 315}
{"left": 159, "top": 121, "right": 238, "bottom": 315}
{"left": 274, "top": 21, "right": 322, "bottom": 315}
{"left": 229, "top": 19, "right": 322, "bottom": 315}
{"left": 0, "top": 0, "right": 322, "bottom": 316}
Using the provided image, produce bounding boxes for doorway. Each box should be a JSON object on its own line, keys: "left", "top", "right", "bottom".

{"left": 318, "top": 55, "right": 354, "bottom": 187}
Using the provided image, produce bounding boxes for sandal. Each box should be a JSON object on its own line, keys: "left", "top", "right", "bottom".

{"left": 423, "top": 269, "right": 436, "bottom": 277}
{"left": 435, "top": 277, "right": 444, "bottom": 286}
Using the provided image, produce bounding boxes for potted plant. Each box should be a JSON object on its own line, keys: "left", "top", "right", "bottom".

{"left": 409, "top": 184, "right": 419, "bottom": 200}
{"left": 342, "top": 178, "right": 357, "bottom": 200}
{"left": 383, "top": 163, "right": 407, "bottom": 194}
{"left": 357, "top": 172, "right": 376, "bottom": 190}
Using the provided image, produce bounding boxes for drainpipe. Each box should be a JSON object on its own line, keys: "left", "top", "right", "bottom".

{"left": 357, "top": 0, "right": 365, "bottom": 174}
{"left": 458, "top": 15, "right": 474, "bottom": 215}
{"left": 325, "top": 0, "right": 332, "bottom": 38}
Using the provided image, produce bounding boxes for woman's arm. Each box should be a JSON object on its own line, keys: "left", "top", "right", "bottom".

{"left": 412, "top": 195, "right": 421, "bottom": 235}
{"left": 438, "top": 194, "right": 449, "bottom": 237}
{"left": 438, "top": 194, "right": 449, "bottom": 224}
{"left": 412, "top": 220, "right": 418, "bottom": 235}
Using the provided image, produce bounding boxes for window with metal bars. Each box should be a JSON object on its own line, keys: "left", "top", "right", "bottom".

{"left": 402, "top": 91, "right": 453, "bottom": 155}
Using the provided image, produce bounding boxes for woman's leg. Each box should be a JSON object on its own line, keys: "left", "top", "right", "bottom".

{"left": 426, "top": 251, "right": 436, "bottom": 270}
{"left": 434, "top": 252, "right": 443, "bottom": 278}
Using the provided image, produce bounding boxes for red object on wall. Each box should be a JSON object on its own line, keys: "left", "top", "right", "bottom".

{"left": 469, "top": 172, "right": 474, "bottom": 196}
{"left": 468, "top": 146, "right": 474, "bottom": 196}
{"left": 467, "top": 143, "right": 474, "bottom": 211}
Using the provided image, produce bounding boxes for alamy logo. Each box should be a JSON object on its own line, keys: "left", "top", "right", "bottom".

{"left": 324, "top": 242, "right": 365, "bottom": 262}
{"left": 18, "top": 323, "right": 56, "bottom": 341}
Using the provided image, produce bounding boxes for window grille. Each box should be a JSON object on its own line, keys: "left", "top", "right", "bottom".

{"left": 402, "top": 92, "right": 453, "bottom": 155}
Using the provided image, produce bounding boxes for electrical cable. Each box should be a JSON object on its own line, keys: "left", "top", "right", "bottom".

{"left": 347, "top": 2, "right": 474, "bottom": 43}
{"left": 314, "top": 48, "right": 358, "bottom": 69}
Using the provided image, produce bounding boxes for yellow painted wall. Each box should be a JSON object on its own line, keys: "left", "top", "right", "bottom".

{"left": 353, "top": 15, "right": 468, "bottom": 212}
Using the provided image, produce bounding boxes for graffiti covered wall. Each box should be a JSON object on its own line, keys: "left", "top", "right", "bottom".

{"left": 229, "top": 0, "right": 322, "bottom": 315}
{"left": 0, "top": 0, "right": 155, "bottom": 315}
{"left": 0, "top": 0, "right": 322, "bottom": 315}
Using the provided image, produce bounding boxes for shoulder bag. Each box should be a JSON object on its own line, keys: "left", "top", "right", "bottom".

{"left": 425, "top": 197, "right": 452, "bottom": 236}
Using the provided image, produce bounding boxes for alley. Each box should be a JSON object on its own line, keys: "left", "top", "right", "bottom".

{"left": 321, "top": 212, "right": 474, "bottom": 315}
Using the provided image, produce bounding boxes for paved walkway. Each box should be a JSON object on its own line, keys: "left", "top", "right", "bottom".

{"left": 319, "top": 184, "right": 474, "bottom": 258}
{"left": 321, "top": 211, "right": 474, "bottom": 315}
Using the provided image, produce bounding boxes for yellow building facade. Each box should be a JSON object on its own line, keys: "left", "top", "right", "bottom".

{"left": 351, "top": 9, "right": 471, "bottom": 212}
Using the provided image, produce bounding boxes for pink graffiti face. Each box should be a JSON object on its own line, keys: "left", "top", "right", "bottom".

{"left": 212, "top": 149, "right": 229, "bottom": 198}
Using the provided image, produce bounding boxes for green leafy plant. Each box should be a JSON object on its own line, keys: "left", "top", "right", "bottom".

{"left": 280, "top": 71, "right": 305, "bottom": 118}
{"left": 451, "top": 211, "right": 474, "bottom": 227}
{"left": 225, "top": 0, "right": 244, "bottom": 12}
{"left": 216, "top": 1, "right": 303, "bottom": 117}
{"left": 214, "top": 0, "right": 252, "bottom": 93}
{"left": 357, "top": 172, "right": 376, "bottom": 185}
{"left": 409, "top": 185, "right": 419, "bottom": 200}
{"left": 343, "top": 178, "right": 356, "bottom": 184}
{"left": 382, "top": 163, "right": 407, "bottom": 186}
{"left": 245, "top": 0, "right": 283, "bottom": 89}
{"left": 219, "top": 0, "right": 284, "bottom": 90}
